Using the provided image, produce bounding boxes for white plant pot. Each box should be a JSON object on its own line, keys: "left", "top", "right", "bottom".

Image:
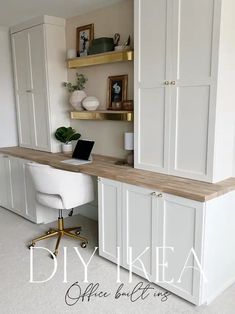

{"left": 69, "top": 90, "right": 87, "bottom": 111}
{"left": 62, "top": 142, "right": 73, "bottom": 154}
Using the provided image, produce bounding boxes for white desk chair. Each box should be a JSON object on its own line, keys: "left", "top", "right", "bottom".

{"left": 26, "top": 162, "right": 94, "bottom": 257}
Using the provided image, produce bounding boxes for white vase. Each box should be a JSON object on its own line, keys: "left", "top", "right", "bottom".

{"left": 69, "top": 90, "right": 87, "bottom": 111}
{"left": 82, "top": 96, "right": 100, "bottom": 111}
{"left": 62, "top": 142, "right": 73, "bottom": 154}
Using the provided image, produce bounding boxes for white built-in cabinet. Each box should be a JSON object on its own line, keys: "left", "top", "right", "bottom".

{"left": 11, "top": 16, "right": 69, "bottom": 152}
{"left": 98, "top": 177, "right": 235, "bottom": 305}
{"left": 98, "top": 177, "right": 204, "bottom": 304}
{"left": 134, "top": 0, "right": 235, "bottom": 183}
{"left": 0, "top": 154, "right": 58, "bottom": 223}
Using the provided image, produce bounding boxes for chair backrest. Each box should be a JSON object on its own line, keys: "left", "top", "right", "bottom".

{"left": 26, "top": 162, "right": 94, "bottom": 209}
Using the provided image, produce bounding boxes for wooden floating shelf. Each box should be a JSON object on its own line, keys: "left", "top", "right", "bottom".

{"left": 67, "top": 50, "right": 134, "bottom": 68}
{"left": 70, "top": 110, "right": 133, "bottom": 122}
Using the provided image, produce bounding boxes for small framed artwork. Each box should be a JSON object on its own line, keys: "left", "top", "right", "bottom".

{"left": 76, "top": 24, "right": 94, "bottom": 57}
{"left": 107, "top": 75, "right": 128, "bottom": 109}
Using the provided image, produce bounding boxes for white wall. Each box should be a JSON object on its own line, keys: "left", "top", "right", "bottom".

{"left": 66, "top": 0, "right": 134, "bottom": 159}
{"left": 0, "top": 27, "right": 18, "bottom": 147}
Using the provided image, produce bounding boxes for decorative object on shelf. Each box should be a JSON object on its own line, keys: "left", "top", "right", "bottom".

{"left": 111, "top": 101, "right": 122, "bottom": 110}
{"left": 76, "top": 24, "right": 94, "bottom": 57}
{"left": 63, "top": 73, "right": 88, "bottom": 111}
{"left": 107, "top": 75, "right": 128, "bottom": 109}
{"left": 124, "top": 132, "right": 134, "bottom": 166}
{"left": 82, "top": 96, "right": 100, "bottom": 111}
{"left": 114, "top": 45, "right": 130, "bottom": 52}
{"left": 67, "top": 48, "right": 77, "bottom": 59}
{"left": 114, "top": 33, "right": 120, "bottom": 46}
{"left": 89, "top": 37, "right": 114, "bottom": 55}
{"left": 122, "top": 100, "right": 133, "bottom": 111}
{"left": 114, "top": 35, "right": 131, "bottom": 52}
{"left": 55, "top": 126, "right": 81, "bottom": 154}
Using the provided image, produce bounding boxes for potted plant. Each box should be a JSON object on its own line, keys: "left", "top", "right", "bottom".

{"left": 55, "top": 126, "right": 81, "bottom": 153}
{"left": 63, "top": 73, "right": 88, "bottom": 111}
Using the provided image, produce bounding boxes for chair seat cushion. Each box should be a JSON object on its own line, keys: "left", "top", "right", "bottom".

{"left": 36, "top": 192, "right": 65, "bottom": 209}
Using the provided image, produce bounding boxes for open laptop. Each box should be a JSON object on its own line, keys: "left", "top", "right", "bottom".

{"left": 61, "top": 139, "right": 95, "bottom": 166}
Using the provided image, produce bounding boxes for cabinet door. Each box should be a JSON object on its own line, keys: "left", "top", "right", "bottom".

{"left": 134, "top": 0, "right": 171, "bottom": 173}
{"left": 169, "top": 0, "right": 218, "bottom": 181}
{"left": 0, "top": 155, "right": 12, "bottom": 209}
{"left": 28, "top": 25, "right": 50, "bottom": 151}
{"left": 155, "top": 193, "right": 204, "bottom": 305}
{"left": 98, "top": 178, "right": 122, "bottom": 264}
{"left": 122, "top": 183, "right": 157, "bottom": 280}
{"left": 12, "top": 26, "right": 50, "bottom": 152}
{"left": 9, "top": 157, "right": 27, "bottom": 216}
{"left": 12, "top": 30, "right": 35, "bottom": 148}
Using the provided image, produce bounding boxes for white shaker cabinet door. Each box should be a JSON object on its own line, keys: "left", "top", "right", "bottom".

{"left": 12, "top": 30, "right": 35, "bottom": 148}
{"left": 9, "top": 157, "right": 27, "bottom": 216}
{"left": 28, "top": 25, "right": 50, "bottom": 152}
{"left": 169, "top": 0, "right": 218, "bottom": 181}
{"left": 134, "top": 0, "right": 171, "bottom": 173}
{"left": 155, "top": 193, "right": 205, "bottom": 305}
{"left": 122, "top": 183, "right": 157, "bottom": 281}
{"left": 0, "top": 155, "right": 12, "bottom": 210}
{"left": 98, "top": 178, "right": 122, "bottom": 264}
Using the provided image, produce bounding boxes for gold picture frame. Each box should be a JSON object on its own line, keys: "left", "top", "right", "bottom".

{"left": 76, "top": 24, "right": 94, "bottom": 57}
{"left": 107, "top": 75, "right": 128, "bottom": 109}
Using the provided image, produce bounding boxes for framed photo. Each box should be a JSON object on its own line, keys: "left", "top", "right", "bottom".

{"left": 107, "top": 75, "right": 128, "bottom": 109}
{"left": 76, "top": 24, "right": 94, "bottom": 57}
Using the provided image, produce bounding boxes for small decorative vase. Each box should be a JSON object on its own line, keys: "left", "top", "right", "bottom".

{"left": 69, "top": 90, "right": 87, "bottom": 111}
{"left": 62, "top": 142, "right": 73, "bottom": 154}
{"left": 82, "top": 96, "right": 100, "bottom": 111}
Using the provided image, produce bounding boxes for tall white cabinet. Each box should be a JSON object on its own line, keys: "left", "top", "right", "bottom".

{"left": 134, "top": 0, "right": 235, "bottom": 183}
{"left": 11, "top": 16, "right": 69, "bottom": 153}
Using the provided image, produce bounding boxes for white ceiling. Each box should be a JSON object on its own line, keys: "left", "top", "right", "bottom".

{"left": 0, "top": 0, "right": 122, "bottom": 27}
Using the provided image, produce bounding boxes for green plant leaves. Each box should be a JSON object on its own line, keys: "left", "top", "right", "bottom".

{"left": 63, "top": 73, "right": 88, "bottom": 92}
{"left": 55, "top": 127, "right": 81, "bottom": 144}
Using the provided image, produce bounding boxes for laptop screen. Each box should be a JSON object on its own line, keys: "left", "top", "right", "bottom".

{"left": 72, "top": 140, "right": 95, "bottom": 160}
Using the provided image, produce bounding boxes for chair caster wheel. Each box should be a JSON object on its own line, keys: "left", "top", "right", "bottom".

{"left": 75, "top": 227, "right": 82, "bottom": 235}
{"left": 28, "top": 243, "right": 35, "bottom": 249}
{"left": 51, "top": 251, "right": 58, "bottom": 258}
{"left": 81, "top": 242, "right": 87, "bottom": 248}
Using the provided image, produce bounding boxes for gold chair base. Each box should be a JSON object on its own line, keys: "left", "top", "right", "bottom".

{"left": 29, "top": 217, "right": 88, "bottom": 257}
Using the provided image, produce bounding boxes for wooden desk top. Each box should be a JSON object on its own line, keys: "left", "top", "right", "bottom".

{"left": 1, "top": 146, "right": 235, "bottom": 202}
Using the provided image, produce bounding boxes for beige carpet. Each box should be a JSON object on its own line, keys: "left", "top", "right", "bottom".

{"left": 0, "top": 207, "right": 234, "bottom": 314}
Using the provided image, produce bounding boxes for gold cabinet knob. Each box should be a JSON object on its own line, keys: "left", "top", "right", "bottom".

{"left": 164, "top": 81, "right": 170, "bottom": 85}
{"left": 157, "top": 193, "right": 163, "bottom": 198}
{"left": 151, "top": 192, "right": 157, "bottom": 196}
{"left": 170, "top": 81, "right": 176, "bottom": 85}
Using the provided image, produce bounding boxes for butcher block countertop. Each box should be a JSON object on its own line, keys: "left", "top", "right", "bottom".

{"left": 1, "top": 146, "right": 235, "bottom": 202}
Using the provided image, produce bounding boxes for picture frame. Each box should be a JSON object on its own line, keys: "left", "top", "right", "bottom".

{"left": 107, "top": 75, "right": 128, "bottom": 109}
{"left": 76, "top": 24, "right": 94, "bottom": 57}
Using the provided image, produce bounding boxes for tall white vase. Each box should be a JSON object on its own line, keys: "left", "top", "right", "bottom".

{"left": 69, "top": 90, "right": 87, "bottom": 111}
